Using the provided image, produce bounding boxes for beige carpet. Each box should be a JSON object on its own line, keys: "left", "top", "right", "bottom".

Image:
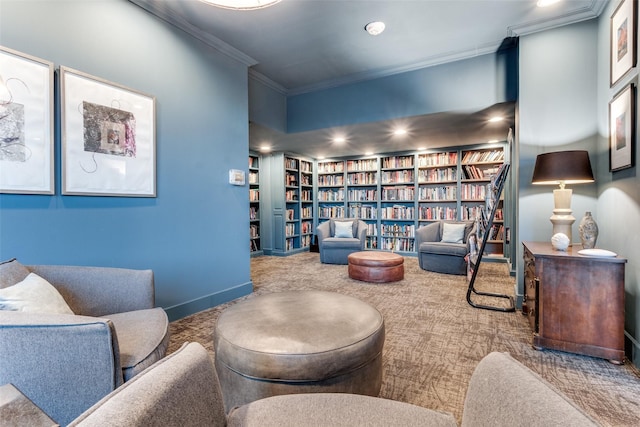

{"left": 168, "top": 252, "right": 640, "bottom": 426}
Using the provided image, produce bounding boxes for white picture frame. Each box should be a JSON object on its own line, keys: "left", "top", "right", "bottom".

{"left": 60, "top": 66, "right": 156, "bottom": 197}
{"left": 0, "top": 46, "right": 54, "bottom": 194}
{"left": 610, "top": 0, "right": 637, "bottom": 86}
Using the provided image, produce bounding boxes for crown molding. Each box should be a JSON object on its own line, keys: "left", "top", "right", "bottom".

{"left": 129, "top": 0, "right": 257, "bottom": 67}
{"left": 248, "top": 68, "right": 287, "bottom": 95}
{"left": 508, "top": 0, "right": 606, "bottom": 36}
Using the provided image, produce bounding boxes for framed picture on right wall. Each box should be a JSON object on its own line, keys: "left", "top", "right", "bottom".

{"left": 610, "top": 0, "right": 637, "bottom": 86}
{"left": 609, "top": 83, "right": 635, "bottom": 171}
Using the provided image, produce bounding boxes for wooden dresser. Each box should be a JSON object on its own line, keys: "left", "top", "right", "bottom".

{"left": 522, "top": 241, "right": 626, "bottom": 363}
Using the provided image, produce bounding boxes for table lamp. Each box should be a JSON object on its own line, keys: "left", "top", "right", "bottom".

{"left": 531, "top": 150, "right": 595, "bottom": 242}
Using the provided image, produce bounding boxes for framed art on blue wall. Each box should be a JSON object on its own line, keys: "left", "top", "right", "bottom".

{"left": 60, "top": 66, "right": 156, "bottom": 197}
{"left": 609, "top": 83, "right": 635, "bottom": 172}
{"left": 0, "top": 46, "right": 54, "bottom": 194}
{"left": 610, "top": 0, "right": 637, "bottom": 87}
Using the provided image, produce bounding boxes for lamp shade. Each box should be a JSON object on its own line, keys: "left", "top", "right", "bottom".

{"left": 531, "top": 150, "right": 595, "bottom": 185}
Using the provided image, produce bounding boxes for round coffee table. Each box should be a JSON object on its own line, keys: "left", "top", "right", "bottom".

{"left": 348, "top": 251, "right": 404, "bottom": 283}
{"left": 214, "top": 290, "right": 385, "bottom": 412}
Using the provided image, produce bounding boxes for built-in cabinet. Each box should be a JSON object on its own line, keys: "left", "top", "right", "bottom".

{"left": 256, "top": 143, "right": 509, "bottom": 260}
{"left": 261, "top": 153, "right": 314, "bottom": 256}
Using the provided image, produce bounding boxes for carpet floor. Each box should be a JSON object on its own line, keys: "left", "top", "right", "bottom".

{"left": 168, "top": 252, "right": 640, "bottom": 426}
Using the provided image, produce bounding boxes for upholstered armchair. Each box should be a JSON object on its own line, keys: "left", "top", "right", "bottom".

{"left": 415, "top": 221, "right": 476, "bottom": 275}
{"left": 68, "top": 342, "right": 598, "bottom": 426}
{"left": 0, "top": 259, "right": 170, "bottom": 425}
{"left": 316, "top": 218, "right": 367, "bottom": 264}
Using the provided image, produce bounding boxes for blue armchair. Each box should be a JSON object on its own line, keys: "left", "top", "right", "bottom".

{"left": 316, "top": 218, "right": 367, "bottom": 264}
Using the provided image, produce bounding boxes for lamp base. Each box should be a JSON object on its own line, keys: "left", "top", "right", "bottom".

{"left": 551, "top": 188, "right": 574, "bottom": 242}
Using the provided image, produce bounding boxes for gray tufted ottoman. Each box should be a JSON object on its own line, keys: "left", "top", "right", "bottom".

{"left": 214, "top": 290, "right": 385, "bottom": 412}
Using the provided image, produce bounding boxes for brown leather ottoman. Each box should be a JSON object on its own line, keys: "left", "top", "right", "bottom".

{"left": 348, "top": 251, "right": 404, "bottom": 283}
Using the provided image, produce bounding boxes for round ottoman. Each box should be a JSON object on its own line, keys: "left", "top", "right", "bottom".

{"left": 348, "top": 251, "right": 404, "bottom": 283}
{"left": 214, "top": 290, "right": 385, "bottom": 412}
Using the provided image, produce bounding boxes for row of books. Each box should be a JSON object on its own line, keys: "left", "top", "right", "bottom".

{"left": 285, "top": 158, "right": 298, "bottom": 170}
{"left": 381, "top": 155, "right": 414, "bottom": 169}
{"left": 381, "top": 224, "right": 415, "bottom": 237}
{"left": 348, "top": 189, "right": 377, "bottom": 202}
{"left": 318, "top": 161, "right": 344, "bottom": 173}
{"left": 418, "top": 167, "right": 457, "bottom": 183}
{"left": 249, "top": 207, "right": 259, "bottom": 221}
{"left": 318, "top": 189, "right": 345, "bottom": 201}
{"left": 381, "top": 170, "right": 414, "bottom": 184}
{"left": 318, "top": 175, "right": 344, "bottom": 186}
{"left": 348, "top": 204, "right": 378, "bottom": 219}
{"left": 461, "top": 150, "right": 504, "bottom": 163}
{"left": 347, "top": 172, "right": 377, "bottom": 185}
{"left": 346, "top": 159, "right": 378, "bottom": 171}
{"left": 381, "top": 185, "right": 414, "bottom": 201}
{"left": 249, "top": 189, "right": 259, "bottom": 201}
{"left": 418, "top": 206, "right": 457, "bottom": 221}
{"left": 381, "top": 205, "right": 415, "bottom": 220}
{"left": 250, "top": 224, "right": 259, "bottom": 238}
{"left": 461, "top": 164, "right": 500, "bottom": 180}
{"left": 249, "top": 172, "right": 258, "bottom": 184}
{"left": 418, "top": 185, "right": 457, "bottom": 201}
{"left": 417, "top": 152, "right": 458, "bottom": 167}
{"left": 460, "top": 183, "right": 487, "bottom": 200}
{"left": 380, "top": 238, "right": 415, "bottom": 252}
{"left": 319, "top": 205, "right": 345, "bottom": 218}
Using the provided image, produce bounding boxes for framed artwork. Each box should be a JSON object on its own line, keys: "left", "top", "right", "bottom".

{"left": 609, "top": 83, "right": 635, "bottom": 171}
{"left": 610, "top": 0, "right": 637, "bottom": 86}
{"left": 0, "top": 46, "right": 54, "bottom": 194}
{"left": 60, "top": 66, "right": 156, "bottom": 197}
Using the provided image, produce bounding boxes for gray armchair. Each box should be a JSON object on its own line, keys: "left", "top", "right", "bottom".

{"left": 317, "top": 218, "right": 367, "bottom": 264}
{"left": 0, "top": 259, "right": 170, "bottom": 425}
{"left": 68, "top": 342, "right": 597, "bottom": 426}
{"left": 416, "top": 221, "right": 476, "bottom": 275}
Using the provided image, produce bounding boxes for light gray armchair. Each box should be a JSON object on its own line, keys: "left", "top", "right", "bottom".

{"left": 316, "top": 218, "right": 367, "bottom": 264}
{"left": 68, "top": 342, "right": 597, "bottom": 426}
{"left": 416, "top": 221, "right": 476, "bottom": 275}
{"left": 0, "top": 259, "right": 170, "bottom": 426}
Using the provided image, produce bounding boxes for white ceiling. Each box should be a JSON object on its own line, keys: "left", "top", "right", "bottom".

{"left": 130, "top": 0, "right": 607, "bottom": 158}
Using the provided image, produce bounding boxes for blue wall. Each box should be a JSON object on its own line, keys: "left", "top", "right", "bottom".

{"left": 0, "top": 0, "right": 252, "bottom": 320}
{"left": 287, "top": 52, "right": 514, "bottom": 132}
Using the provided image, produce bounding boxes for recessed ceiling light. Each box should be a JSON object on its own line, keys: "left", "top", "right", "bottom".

{"left": 317, "top": 156, "right": 325, "bottom": 160}
{"left": 417, "top": 147, "right": 427, "bottom": 151}
{"left": 537, "top": 0, "right": 561, "bottom": 7}
{"left": 201, "top": 0, "right": 281, "bottom": 10}
{"left": 259, "top": 144, "right": 271, "bottom": 152}
{"left": 365, "top": 21, "right": 386, "bottom": 36}
{"left": 488, "top": 116, "right": 504, "bottom": 123}
{"left": 365, "top": 151, "right": 374, "bottom": 156}
{"left": 488, "top": 139, "right": 500, "bottom": 143}
{"left": 333, "top": 136, "right": 346, "bottom": 143}
{"left": 393, "top": 128, "right": 407, "bottom": 136}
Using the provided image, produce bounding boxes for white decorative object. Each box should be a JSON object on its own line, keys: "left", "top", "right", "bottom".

{"left": 551, "top": 233, "right": 570, "bottom": 251}
{"left": 578, "top": 248, "right": 617, "bottom": 258}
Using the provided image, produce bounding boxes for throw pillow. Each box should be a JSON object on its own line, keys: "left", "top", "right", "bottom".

{"left": 0, "top": 272, "right": 74, "bottom": 314}
{"left": 334, "top": 221, "right": 354, "bottom": 238}
{"left": 0, "top": 258, "right": 30, "bottom": 289}
{"left": 441, "top": 223, "right": 466, "bottom": 244}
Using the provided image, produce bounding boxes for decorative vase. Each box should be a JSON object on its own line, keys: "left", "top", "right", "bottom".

{"left": 579, "top": 211, "right": 598, "bottom": 249}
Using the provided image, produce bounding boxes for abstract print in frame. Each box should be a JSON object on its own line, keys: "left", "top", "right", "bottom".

{"left": 609, "top": 83, "right": 635, "bottom": 171}
{"left": 60, "top": 66, "right": 156, "bottom": 197}
{"left": 610, "top": 0, "right": 637, "bottom": 87}
{"left": 0, "top": 46, "right": 54, "bottom": 194}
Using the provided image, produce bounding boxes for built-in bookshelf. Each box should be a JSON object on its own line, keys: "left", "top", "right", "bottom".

{"left": 346, "top": 158, "right": 379, "bottom": 249}
{"left": 311, "top": 144, "right": 507, "bottom": 257}
{"left": 460, "top": 148, "right": 506, "bottom": 257}
{"left": 318, "top": 160, "right": 346, "bottom": 221}
{"left": 249, "top": 154, "right": 262, "bottom": 256}
{"left": 300, "top": 160, "right": 314, "bottom": 249}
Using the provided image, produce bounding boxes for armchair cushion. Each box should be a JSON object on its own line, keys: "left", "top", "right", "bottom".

{"left": 334, "top": 220, "right": 354, "bottom": 238}
{"left": 0, "top": 273, "right": 74, "bottom": 314}
{"left": 441, "top": 223, "right": 466, "bottom": 243}
{"left": 329, "top": 218, "right": 358, "bottom": 237}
